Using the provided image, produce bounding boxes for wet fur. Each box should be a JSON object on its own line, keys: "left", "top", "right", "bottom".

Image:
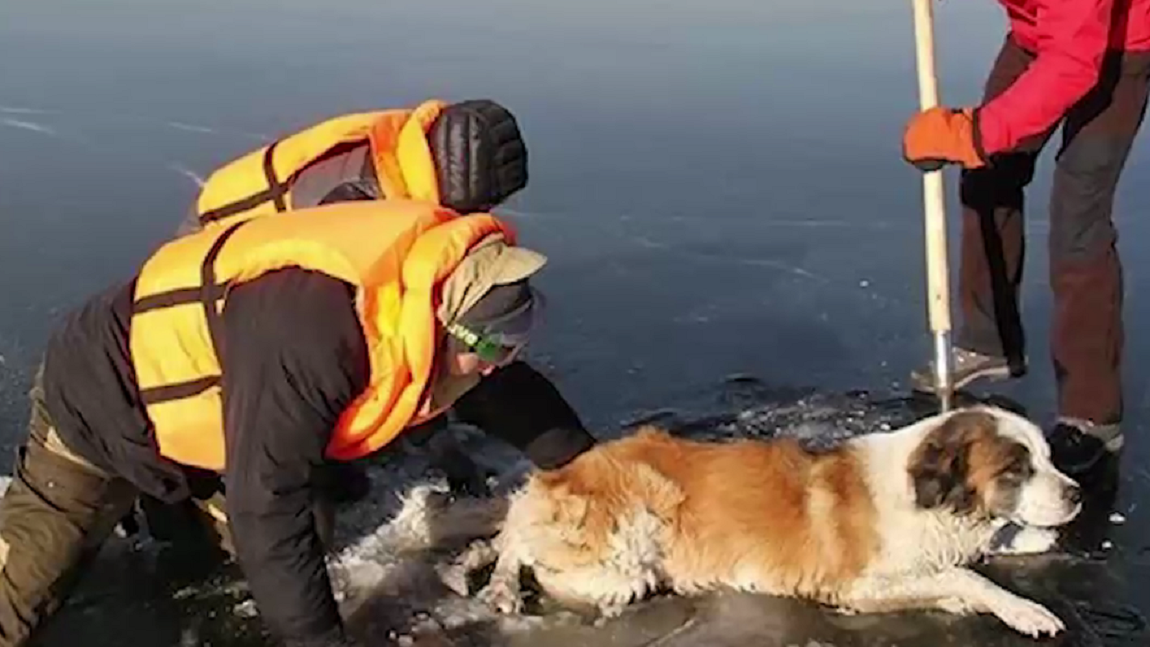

{"left": 466, "top": 405, "right": 1081, "bottom": 637}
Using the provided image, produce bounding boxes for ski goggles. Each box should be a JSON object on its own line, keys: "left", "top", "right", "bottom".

{"left": 445, "top": 288, "right": 546, "bottom": 366}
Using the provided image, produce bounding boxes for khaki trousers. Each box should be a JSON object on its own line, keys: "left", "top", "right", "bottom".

{"left": 0, "top": 371, "right": 138, "bottom": 647}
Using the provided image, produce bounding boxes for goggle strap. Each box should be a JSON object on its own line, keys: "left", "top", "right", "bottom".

{"left": 446, "top": 321, "right": 517, "bottom": 362}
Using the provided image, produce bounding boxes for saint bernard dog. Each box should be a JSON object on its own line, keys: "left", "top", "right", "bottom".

{"left": 459, "top": 405, "right": 1081, "bottom": 638}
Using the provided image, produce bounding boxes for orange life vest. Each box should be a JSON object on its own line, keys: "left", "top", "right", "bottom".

{"left": 129, "top": 199, "right": 514, "bottom": 471}
{"left": 193, "top": 99, "right": 448, "bottom": 231}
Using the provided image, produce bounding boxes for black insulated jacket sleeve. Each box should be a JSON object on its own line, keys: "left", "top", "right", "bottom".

{"left": 452, "top": 360, "right": 597, "bottom": 469}
{"left": 219, "top": 268, "right": 370, "bottom": 644}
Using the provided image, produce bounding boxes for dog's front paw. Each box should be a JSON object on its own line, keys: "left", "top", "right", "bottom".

{"left": 935, "top": 596, "right": 979, "bottom": 616}
{"left": 477, "top": 577, "right": 523, "bottom": 615}
{"left": 597, "top": 598, "right": 630, "bottom": 619}
{"left": 436, "top": 562, "right": 471, "bottom": 597}
{"left": 993, "top": 596, "right": 1064, "bottom": 637}
{"left": 437, "top": 539, "right": 499, "bottom": 596}
{"left": 992, "top": 526, "right": 1060, "bottom": 556}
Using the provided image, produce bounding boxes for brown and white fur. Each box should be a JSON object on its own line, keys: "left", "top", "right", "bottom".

{"left": 462, "top": 405, "right": 1081, "bottom": 638}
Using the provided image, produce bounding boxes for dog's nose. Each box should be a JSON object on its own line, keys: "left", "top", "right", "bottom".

{"left": 1065, "top": 484, "right": 1082, "bottom": 505}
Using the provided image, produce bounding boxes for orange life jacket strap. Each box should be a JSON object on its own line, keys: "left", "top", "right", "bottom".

{"left": 134, "top": 220, "right": 247, "bottom": 405}
{"left": 199, "top": 142, "right": 289, "bottom": 224}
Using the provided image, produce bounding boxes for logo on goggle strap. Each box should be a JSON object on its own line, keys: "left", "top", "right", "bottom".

{"left": 446, "top": 321, "right": 521, "bottom": 364}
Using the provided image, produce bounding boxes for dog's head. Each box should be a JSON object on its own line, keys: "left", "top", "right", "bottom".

{"left": 906, "top": 406, "right": 1081, "bottom": 527}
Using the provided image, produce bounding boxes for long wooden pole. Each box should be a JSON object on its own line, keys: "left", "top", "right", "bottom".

{"left": 911, "top": 0, "right": 954, "bottom": 411}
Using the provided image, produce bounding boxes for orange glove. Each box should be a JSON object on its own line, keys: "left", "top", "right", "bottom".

{"left": 902, "top": 106, "right": 986, "bottom": 171}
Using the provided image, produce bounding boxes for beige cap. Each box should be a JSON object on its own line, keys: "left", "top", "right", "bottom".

{"left": 436, "top": 233, "right": 548, "bottom": 326}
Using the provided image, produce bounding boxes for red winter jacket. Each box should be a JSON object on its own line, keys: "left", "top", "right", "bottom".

{"left": 978, "top": 0, "right": 1150, "bottom": 154}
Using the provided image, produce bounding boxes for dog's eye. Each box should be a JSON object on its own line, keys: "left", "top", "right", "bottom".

{"left": 999, "top": 471, "right": 1023, "bottom": 486}
{"left": 995, "top": 442, "right": 1034, "bottom": 484}
{"left": 1000, "top": 458, "right": 1034, "bottom": 483}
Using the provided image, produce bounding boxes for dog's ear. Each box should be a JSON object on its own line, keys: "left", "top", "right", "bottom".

{"left": 909, "top": 442, "right": 974, "bottom": 511}
{"left": 548, "top": 484, "right": 589, "bottom": 527}
{"left": 907, "top": 416, "right": 983, "bottom": 513}
{"left": 630, "top": 463, "right": 684, "bottom": 518}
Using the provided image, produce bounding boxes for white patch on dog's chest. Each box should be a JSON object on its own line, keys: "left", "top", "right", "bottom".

{"left": 868, "top": 504, "right": 997, "bottom": 578}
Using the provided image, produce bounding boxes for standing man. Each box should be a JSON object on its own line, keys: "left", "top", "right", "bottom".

{"left": 901, "top": 0, "right": 1150, "bottom": 477}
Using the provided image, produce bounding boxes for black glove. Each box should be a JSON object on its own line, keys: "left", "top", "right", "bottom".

{"left": 452, "top": 361, "right": 597, "bottom": 469}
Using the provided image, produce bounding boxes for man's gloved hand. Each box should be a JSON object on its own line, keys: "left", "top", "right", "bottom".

{"left": 902, "top": 106, "right": 986, "bottom": 171}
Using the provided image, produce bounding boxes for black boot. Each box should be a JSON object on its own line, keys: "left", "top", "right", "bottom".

{"left": 1047, "top": 418, "right": 1122, "bottom": 479}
